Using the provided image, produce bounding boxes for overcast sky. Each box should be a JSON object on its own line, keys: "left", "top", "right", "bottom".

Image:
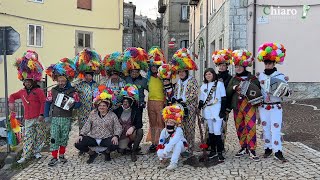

{"left": 124, "top": 0, "right": 159, "bottom": 19}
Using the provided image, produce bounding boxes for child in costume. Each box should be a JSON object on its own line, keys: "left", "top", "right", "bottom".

{"left": 212, "top": 49, "right": 233, "bottom": 150}
{"left": 146, "top": 46, "right": 166, "bottom": 152}
{"left": 158, "top": 64, "right": 176, "bottom": 106}
{"left": 226, "top": 49, "right": 261, "bottom": 161}
{"left": 45, "top": 58, "right": 81, "bottom": 166}
{"left": 157, "top": 104, "right": 187, "bottom": 170}
{"left": 113, "top": 84, "right": 142, "bottom": 162}
{"left": 198, "top": 68, "right": 226, "bottom": 162}
{"left": 9, "top": 50, "right": 46, "bottom": 163}
{"left": 171, "top": 48, "right": 198, "bottom": 154}
{"left": 102, "top": 51, "right": 126, "bottom": 110}
{"left": 257, "top": 42, "right": 289, "bottom": 162}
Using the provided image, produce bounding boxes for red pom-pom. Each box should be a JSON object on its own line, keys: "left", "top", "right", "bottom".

{"left": 199, "top": 143, "right": 208, "bottom": 149}
{"left": 156, "top": 144, "right": 165, "bottom": 151}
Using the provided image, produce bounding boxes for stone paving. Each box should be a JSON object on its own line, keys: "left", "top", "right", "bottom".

{"left": 10, "top": 107, "right": 320, "bottom": 180}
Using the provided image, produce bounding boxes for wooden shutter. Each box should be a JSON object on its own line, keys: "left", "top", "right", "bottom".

{"left": 77, "top": 0, "right": 92, "bottom": 10}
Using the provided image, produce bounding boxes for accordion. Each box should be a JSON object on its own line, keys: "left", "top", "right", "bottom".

{"left": 265, "top": 78, "right": 289, "bottom": 98}
{"left": 239, "top": 81, "right": 263, "bottom": 105}
{"left": 54, "top": 93, "right": 75, "bottom": 111}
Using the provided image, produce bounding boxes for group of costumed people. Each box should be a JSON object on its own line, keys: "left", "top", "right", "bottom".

{"left": 8, "top": 41, "right": 289, "bottom": 170}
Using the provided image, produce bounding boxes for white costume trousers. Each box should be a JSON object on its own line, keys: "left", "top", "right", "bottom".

{"left": 259, "top": 106, "right": 283, "bottom": 152}
{"left": 207, "top": 118, "right": 223, "bottom": 135}
{"left": 157, "top": 141, "right": 185, "bottom": 164}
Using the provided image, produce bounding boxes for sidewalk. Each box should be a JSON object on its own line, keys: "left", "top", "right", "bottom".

{"left": 9, "top": 107, "right": 320, "bottom": 179}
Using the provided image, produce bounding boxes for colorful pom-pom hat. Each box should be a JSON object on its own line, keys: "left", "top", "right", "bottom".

{"left": 162, "top": 104, "right": 185, "bottom": 124}
{"left": 257, "top": 42, "right": 286, "bottom": 64}
{"left": 212, "top": 49, "right": 233, "bottom": 65}
{"left": 157, "top": 64, "right": 175, "bottom": 80}
{"left": 14, "top": 50, "right": 44, "bottom": 81}
{"left": 148, "top": 46, "right": 166, "bottom": 66}
{"left": 122, "top": 47, "right": 149, "bottom": 76}
{"left": 231, "top": 49, "right": 254, "bottom": 67}
{"left": 120, "top": 83, "right": 139, "bottom": 102}
{"left": 102, "top": 51, "right": 123, "bottom": 75}
{"left": 93, "top": 85, "right": 116, "bottom": 106}
{"left": 74, "top": 48, "right": 102, "bottom": 79}
{"left": 171, "top": 48, "right": 198, "bottom": 71}
{"left": 45, "top": 58, "right": 77, "bottom": 81}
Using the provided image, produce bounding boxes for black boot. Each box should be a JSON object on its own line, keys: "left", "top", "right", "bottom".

{"left": 87, "top": 152, "right": 98, "bottom": 164}
{"left": 274, "top": 150, "right": 287, "bottom": 162}
{"left": 132, "top": 129, "right": 143, "bottom": 155}
{"left": 215, "top": 135, "right": 225, "bottom": 162}
{"left": 208, "top": 133, "right": 217, "bottom": 158}
{"left": 263, "top": 148, "right": 273, "bottom": 158}
{"left": 104, "top": 152, "right": 111, "bottom": 161}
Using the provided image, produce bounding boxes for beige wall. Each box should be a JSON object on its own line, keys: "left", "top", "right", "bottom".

{"left": 0, "top": 0, "right": 123, "bottom": 97}
{"left": 247, "top": 0, "right": 320, "bottom": 82}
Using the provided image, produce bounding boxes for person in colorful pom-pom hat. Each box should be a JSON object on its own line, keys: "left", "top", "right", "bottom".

{"left": 171, "top": 48, "right": 198, "bottom": 155}
{"left": 113, "top": 84, "right": 143, "bottom": 162}
{"left": 73, "top": 49, "right": 100, "bottom": 145}
{"left": 226, "top": 49, "right": 261, "bottom": 162}
{"left": 9, "top": 50, "right": 46, "bottom": 164}
{"left": 146, "top": 46, "right": 167, "bottom": 152}
{"left": 257, "top": 42, "right": 289, "bottom": 162}
{"left": 75, "top": 85, "right": 122, "bottom": 164}
{"left": 45, "top": 58, "right": 82, "bottom": 166}
{"left": 211, "top": 49, "right": 233, "bottom": 152}
{"left": 102, "top": 51, "right": 126, "bottom": 110}
{"left": 157, "top": 104, "right": 188, "bottom": 170}
{"left": 158, "top": 64, "right": 176, "bottom": 106}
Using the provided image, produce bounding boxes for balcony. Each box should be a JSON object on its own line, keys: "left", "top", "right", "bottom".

{"left": 158, "top": 0, "right": 167, "bottom": 13}
{"left": 188, "top": 0, "right": 200, "bottom": 6}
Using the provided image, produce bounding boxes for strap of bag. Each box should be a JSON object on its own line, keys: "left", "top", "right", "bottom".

{"left": 203, "top": 81, "right": 217, "bottom": 109}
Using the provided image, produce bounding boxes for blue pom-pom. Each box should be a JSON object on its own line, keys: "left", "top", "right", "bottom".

{"left": 160, "top": 139, "right": 164, "bottom": 143}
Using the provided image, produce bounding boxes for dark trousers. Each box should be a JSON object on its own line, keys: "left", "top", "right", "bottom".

{"left": 75, "top": 136, "right": 118, "bottom": 153}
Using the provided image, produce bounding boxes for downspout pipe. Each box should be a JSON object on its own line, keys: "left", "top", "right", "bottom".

{"left": 205, "top": 0, "right": 209, "bottom": 68}
{"left": 193, "top": 5, "right": 196, "bottom": 76}
{"left": 252, "top": 0, "right": 257, "bottom": 75}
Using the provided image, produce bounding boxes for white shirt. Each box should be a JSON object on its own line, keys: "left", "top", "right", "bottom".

{"left": 158, "top": 127, "right": 187, "bottom": 153}
{"left": 199, "top": 81, "right": 226, "bottom": 119}
{"left": 258, "top": 71, "right": 287, "bottom": 103}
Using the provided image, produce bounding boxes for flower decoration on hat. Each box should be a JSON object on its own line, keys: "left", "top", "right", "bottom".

{"left": 102, "top": 51, "right": 123, "bottom": 75}
{"left": 14, "top": 50, "right": 44, "bottom": 81}
{"left": 122, "top": 47, "right": 149, "bottom": 76}
{"left": 45, "top": 58, "right": 76, "bottom": 81}
{"left": 171, "top": 48, "right": 198, "bottom": 71}
{"left": 148, "top": 46, "right": 166, "bottom": 66}
{"left": 120, "top": 83, "right": 139, "bottom": 102}
{"left": 232, "top": 49, "right": 254, "bottom": 67}
{"left": 212, "top": 49, "right": 233, "bottom": 65}
{"left": 157, "top": 64, "right": 175, "bottom": 80}
{"left": 162, "top": 104, "right": 184, "bottom": 124}
{"left": 74, "top": 48, "right": 102, "bottom": 79}
{"left": 93, "top": 85, "right": 116, "bottom": 106}
{"left": 257, "top": 42, "right": 286, "bottom": 64}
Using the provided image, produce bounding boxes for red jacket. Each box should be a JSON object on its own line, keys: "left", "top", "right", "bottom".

{"left": 9, "top": 88, "right": 46, "bottom": 119}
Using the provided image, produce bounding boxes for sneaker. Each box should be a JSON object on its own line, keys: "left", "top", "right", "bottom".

{"left": 59, "top": 155, "right": 67, "bottom": 164}
{"left": 274, "top": 151, "right": 287, "bottom": 162}
{"left": 48, "top": 158, "right": 59, "bottom": 166}
{"left": 78, "top": 151, "right": 85, "bottom": 156}
{"left": 235, "top": 148, "right": 247, "bottom": 157}
{"left": 263, "top": 148, "right": 273, "bottom": 158}
{"left": 34, "top": 153, "right": 42, "bottom": 159}
{"left": 104, "top": 153, "right": 111, "bottom": 161}
{"left": 208, "top": 151, "right": 217, "bottom": 159}
{"left": 166, "top": 163, "right": 178, "bottom": 170}
{"left": 149, "top": 144, "right": 157, "bottom": 152}
{"left": 249, "top": 150, "right": 260, "bottom": 162}
{"left": 218, "top": 153, "right": 225, "bottom": 162}
{"left": 180, "top": 151, "right": 190, "bottom": 158}
{"left": 17, "top": 157, "right": 26, "bottom": 164}
{"left": 131, "top": 152, "right": 137, "bottom": 162}
{"left": 87, "top": 153, "right": 98, "bottom": 164}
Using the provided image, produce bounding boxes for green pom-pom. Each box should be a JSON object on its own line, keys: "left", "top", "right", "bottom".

{"left": 265, "top": 47, "right": 272, "bottom": 53}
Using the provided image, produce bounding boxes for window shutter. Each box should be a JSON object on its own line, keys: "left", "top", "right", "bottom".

{"left": 77, "top": 0, "right": 92, "bottom": 10}
{"left": 27, "top": 25, "right": 30, "bottom": 46}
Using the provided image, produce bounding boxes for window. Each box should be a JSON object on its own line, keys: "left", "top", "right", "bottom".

{"left": 29, "top": 0, "right": 44, "bottom": 3}
{"left": 142, "top": 31, "right": 145, "bottom": 37}
{"left": 76, "top": 31, "right": 92, "bottom": 48}
{"left": 124, "top": 19, "right": 130, "bottom": 28}
{"left": 180, "top": 40, "right": 189, "bottom": 48}
{"left": 190, "top": 24, "right": 193, "bottom": 43}
{"left": 27, "top": 24, "right": 43, "bottom": 47}
{"left": 77, "top": 0, "right": 92, "bottom": 10}
{"left": 219, "top": 37, "right": 223, "bottom": 49}
{"left": 181, "top": 5, "right": 190, "bottom": 21}
{"left": 210, "top": 0, "right": 215, "bottom": 14}
{"left": 200, "top": 3, "right": 204, "bottom": 28}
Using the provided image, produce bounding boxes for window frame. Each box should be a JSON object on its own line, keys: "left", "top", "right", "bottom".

{"left": 200, "top": 3, "right": 204, "bottom": 29}
{"left": 27, "top": 24, "right": 44, "bottom": 48}
{"left": 29, "top": 0, "right": 44, "bottom": 4}
{"left": 181, "top": 5, "right": 190, "bottom": 21}
{"left": 180, "top": 40, "right": 189, "bottom": 48}
{"left": 76, "top": 30, "right": 93, "bottom": 49}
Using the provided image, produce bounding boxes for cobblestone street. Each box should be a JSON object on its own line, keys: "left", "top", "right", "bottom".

{"left": 10, "top": 102, "right": 320, "bottom": 180}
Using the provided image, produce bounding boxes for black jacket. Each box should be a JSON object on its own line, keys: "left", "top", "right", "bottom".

{"left": 113, "top": 106, "right": 143, "bottom": 129}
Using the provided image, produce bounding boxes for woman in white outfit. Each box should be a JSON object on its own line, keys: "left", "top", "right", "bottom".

{"left": 198, "top": 68, "right": 227, "bottom": 162}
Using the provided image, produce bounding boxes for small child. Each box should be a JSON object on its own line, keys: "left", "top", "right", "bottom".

{"left": 157, "top": 104, "right": 187, "bottom": 170}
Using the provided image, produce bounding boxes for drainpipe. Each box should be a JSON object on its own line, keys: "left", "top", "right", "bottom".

{"left": 193, "top": 5, "right": 196, "bottom": 76}
{"left": 252, "top": 0, "right": 257, "bottom": 75}
{"left": 205, "top": 0, "right": 209, "bottom": 68}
